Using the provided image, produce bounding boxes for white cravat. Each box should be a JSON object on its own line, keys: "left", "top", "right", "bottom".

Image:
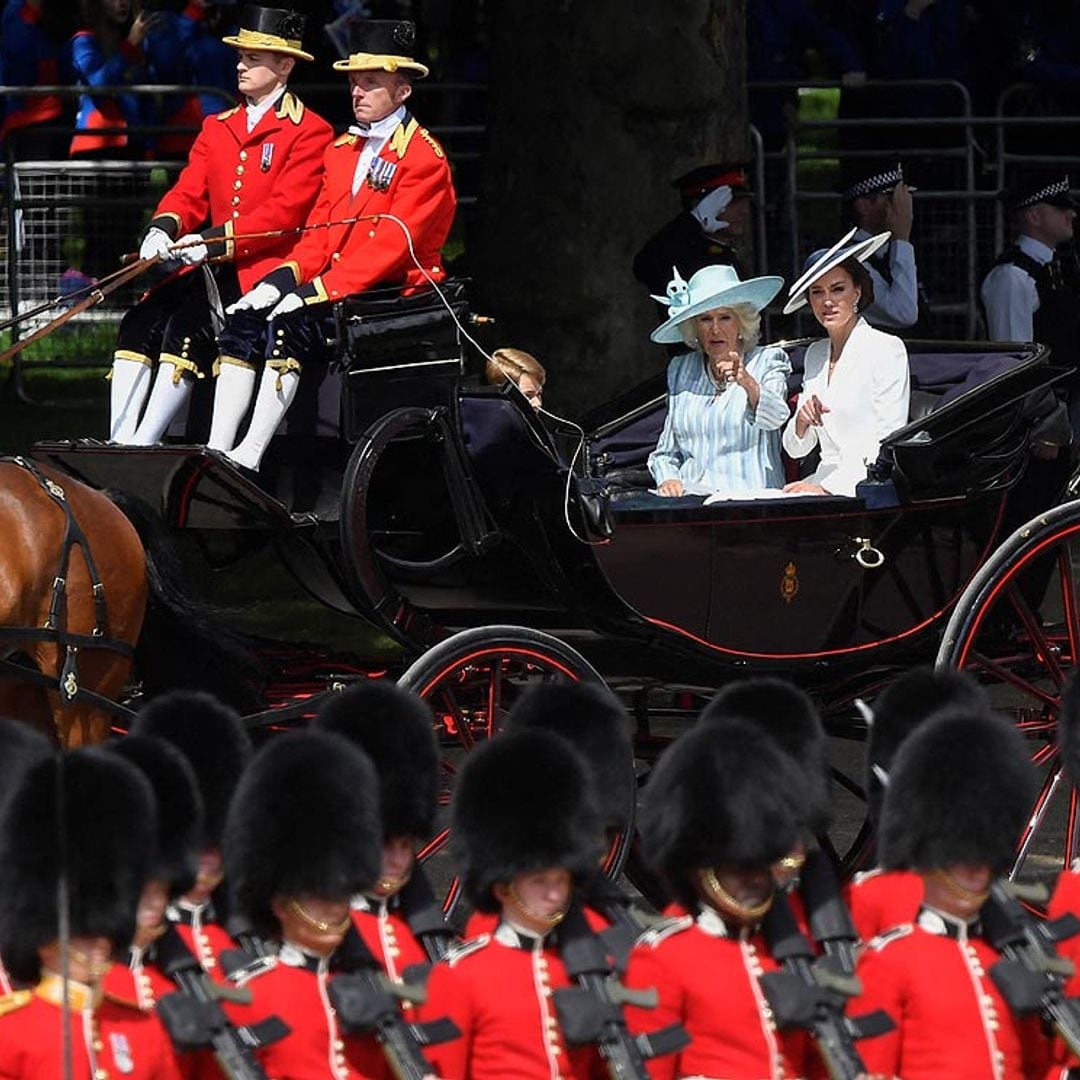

{"left": 245, "top": 84, "right": 287, "bottom": 134}
{"left": 350, "top": 105, "right": 407, "bottom": 196}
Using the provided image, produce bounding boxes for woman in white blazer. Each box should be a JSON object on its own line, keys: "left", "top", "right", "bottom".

{"left": 781, "top": 229, "right": 911, "bottom": 497}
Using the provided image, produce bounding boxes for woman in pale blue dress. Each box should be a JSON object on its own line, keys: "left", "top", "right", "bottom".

{"left": 647, "top": 264, "right": 790, "bottom": 497}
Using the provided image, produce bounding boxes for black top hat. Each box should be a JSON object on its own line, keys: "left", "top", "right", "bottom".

{"left": 314, "top": 682, "right": 439, "bottom": 841}
{"left": 879, "top": 709, "right": 1035, "bottom": 874}
{"left": 222, "top": 5, "right": 313, "bottom": 61}
{"left": 452, "top": 729, "right": 602, "bottom": 913}
{"left": 224, "top": 731, "right": 382, "bottom": 940}
{"left": 330, "top": 19, "right": 429, "bottom": 78}
{"left": 840, "top": 159, "right": 906, "bottom": 202}
{"left": 700, "top": 678, "right": 830, "bottom": 836}
{"left": 1003, "top": 171, "right": 1077, "bottom": 213}
{"left": 0, "top": 749, "right": 156, "bottom": 984}
{"left": 504, "top": 682, "right": 635, "bottom": 836}
{"left": 673, "top": 162, "right": 751, "bottom": 204}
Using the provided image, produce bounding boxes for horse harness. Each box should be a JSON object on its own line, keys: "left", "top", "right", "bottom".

{"left": 0, "top": 456, "right": 135, "bottom": 718}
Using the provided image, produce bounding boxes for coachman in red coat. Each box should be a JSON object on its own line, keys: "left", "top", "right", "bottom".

{"left": 109, "top": 5, "right": 332, "bottom": 447}
{"left": 209, "top": 18, "right": 456, "bottom": 473}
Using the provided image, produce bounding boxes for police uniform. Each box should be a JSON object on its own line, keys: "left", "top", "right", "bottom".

{"left": 853, "top": 707, "right": 1050, "bottom": 1077}
{"left": 222, "top": 729, "right": 402, "bottom": 1079}
{"left": 417, "top": 728, "right": 609, "bottom": 1080}
{"left": 109, "top": 5, "right": 331, "bottom": 445}
{"left": 621, "top": 720, "right": 816, "bottom": 1079}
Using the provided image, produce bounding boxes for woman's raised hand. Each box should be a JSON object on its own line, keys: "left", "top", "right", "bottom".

{"left": 794, "top": 393, "right": 830, "bottom": 438}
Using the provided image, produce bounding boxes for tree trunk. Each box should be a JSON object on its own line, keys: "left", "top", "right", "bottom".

{"left": 474, "top": 0, "right": 748, "bottom": 412}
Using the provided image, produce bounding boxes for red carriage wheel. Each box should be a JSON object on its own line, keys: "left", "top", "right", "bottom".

{"left": 397, "top": 626, "right": 636, "bottom": 917}
{"left": 937, "top": 501, "right": 1080, "bottom": 883}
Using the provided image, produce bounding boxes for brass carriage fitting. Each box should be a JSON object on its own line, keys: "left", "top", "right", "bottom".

{"left": 852, "top": 538, "right": 885, "bottom": 569}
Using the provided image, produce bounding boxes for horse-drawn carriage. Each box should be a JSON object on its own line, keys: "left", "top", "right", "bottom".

{"left": 10, "top": 279, "right": 1080, "bottom": 899}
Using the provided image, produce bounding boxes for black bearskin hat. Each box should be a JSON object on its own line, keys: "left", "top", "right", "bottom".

{"left": 224, "top": 730, "right": 382, "bottom": 939}
{"left": 133, "top": 691, "right": 252, "bottom": 849}
{"left": 0, "top": 718, "right": 52, "bottom": 819}
{"left": 452, "top": 729, "right": 602, "bottom": 913}
{"left": 314, "top": 682, "right": 438, "bottom": 840}
{"left": 879, "top": 709, "right": 1035, "bottom": 874}
{"left": 505, "top": 682, "right": 635, "bottom": 835}
{"left": 0, "top": 749, "right": 155, "bottom": 984}
{"left": 108, "top": 736, "right": 204, "bottom": 898}
{"left": 1057, "top": 671, "right": 1080, "bottom": 786}
{"left": 865, "top": 667, "right": 988, "bottom": 830}
{"left": 700, "top": 678, "right": 830, "bottom": 835}
{"left": 640, "top": 720, "right": 806, "bottom": 909}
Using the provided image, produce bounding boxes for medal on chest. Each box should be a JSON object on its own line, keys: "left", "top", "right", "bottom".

{"left": 110, "top": 1031, "right": 135, "bottom": 1074}
{"left": 261, "top": 142, "right": 274, "bottom": 172}
{"left": 368, "top": 156, "right": 397, "bottom": 192}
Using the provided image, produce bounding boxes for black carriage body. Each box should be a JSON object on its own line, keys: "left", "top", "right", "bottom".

{"left": 31, "top": 333, "right": 1066, "bottom": 696}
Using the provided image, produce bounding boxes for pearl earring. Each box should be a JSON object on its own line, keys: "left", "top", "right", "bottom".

{"left": 853, "top": 301, "right": 860, "bottom": 314}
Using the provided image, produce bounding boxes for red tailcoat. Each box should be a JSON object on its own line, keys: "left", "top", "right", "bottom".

{"left": 0, "top": 976, "right": 184, "bottom": 1079}
{"left": 419, "top": 922, "right": 607, "bottom": 1080}
{"left": 150, "top": 90, "right": 331, "bottom": 292}
{"left": 265, "top": 111, "right": 456, "bottom": 304}
{"left": 845, "top": 866, "right": 925, "bottom": 943}
{"left": 622, "top": 904, "right": 811, "bottom": 1080}
{"left": 850, "top": 909, "right": 1050, "bottom": 1079}
{"left": 224, "top": 944, "right": 392, "bottom": 1079}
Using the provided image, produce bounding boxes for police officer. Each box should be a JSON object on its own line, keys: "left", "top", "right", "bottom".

{"left": 208, "top": 17, "right": 457, "bottom": 473}
{"left": 633, "top": 162, "right": 753, "bottom": 299}
{"left": 109, "top": 4, "right": 332, "bottom": 446}
{"left": 981, "top": 171, "right": 1080, "bottom": 437}
{"left": 0, "top": 748, "right": 185, "bottom": 1078}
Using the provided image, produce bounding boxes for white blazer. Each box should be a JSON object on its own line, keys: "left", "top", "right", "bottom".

{"left": 781, "top": 317, "right": 910, "bottom": 496}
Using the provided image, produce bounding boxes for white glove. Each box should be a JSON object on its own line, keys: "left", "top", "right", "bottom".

{"left": 266, "top": 292, "right": 305, "bottom": 321}
{"left": 176, "top": 233, "right": 208, "bottom": 266}
{"left": 691, "top": 184, "right": 733, "bottom": 234}
{"left": 226, "top": 282, "right": 281, "bottom": 314}
{"left": 139, "top": 227, "right": 174, "bottom": 261}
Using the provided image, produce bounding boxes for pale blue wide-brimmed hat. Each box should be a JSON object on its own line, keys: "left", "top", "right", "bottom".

{"left": 650, "top": 264, "right": 784, "bottom": 345}
{"left": 782, "top": 226, "right": 892, "bottom": 315}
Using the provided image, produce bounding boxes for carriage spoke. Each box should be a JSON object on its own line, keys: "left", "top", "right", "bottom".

{"left": 1059, "top": 545, "right": 1080, "bottom": 668}
{"left": 965, "top": 651, "right": 1060, "bottom": 712}
{"left": 1006, "top": 581, "right": 1066, "bottom": 688}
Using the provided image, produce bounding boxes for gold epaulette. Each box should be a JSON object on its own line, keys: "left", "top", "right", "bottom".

{"left": 0, "top": 990, "right": 32, "bottom": 1018}
{"left": 216, "top": 106, "right": 240, "bottom": 121}
{"left": 418, "top": 128, "right": 445, "bottom": 160}
{"left": 276, "top": 92, "right": 305, "bottom": 125}
{"left": 389, "top": 117, "right": 419, "bottom": 157}
{"left": 333, "top": 132, "right": 360, "bottom": 148}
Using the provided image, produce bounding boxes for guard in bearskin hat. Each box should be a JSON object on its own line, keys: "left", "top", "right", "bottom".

{"left": 102, "top": 735, "right": 205, "bottom": 1017}
{"left": 133, "top": 690, "right": 253, "bottom": 977}
{"left": 461, "top": 681, "right": 641, "bottom": 943}
{"left": 848, "top": 666, "right": 989, "bottom": 943}
{"left": 206, "top": 15, "right": 456, "bottom": 473}
{"left": 0, "top": 748, "right": 186, "bottom": 1078}
{"left": 0, "top": 718, "right": 51, "bottom": 993}
{"left": 219, "top": 729, "right": 396, "bottom": 1077}
{"left": 621, "top": 719, "right": 817, "bottom": 1079}
{"left": 850, "top": 708, "right": 1050, "bottom": 1078}
{"left": 314, "top": 681, "right": 453, "bottom": 976}
{"left": 108, "top": 3, "right": 333, "bottom": 447}
{"left": 418, "top": 727, "right": 613, "bottom": 1079}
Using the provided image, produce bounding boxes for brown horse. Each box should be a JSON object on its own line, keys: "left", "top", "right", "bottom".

{"left": 0, "top": 460, "right": 147, "bottom": 746}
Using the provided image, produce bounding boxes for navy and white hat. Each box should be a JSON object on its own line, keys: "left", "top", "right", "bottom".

{"left": 1004, "top": 172, "right": 1077, "bottom": 213}
{"left": 841, "top": 161, "right": 906, "bottom": 202}
{"left": 783, "top": 226, "right": 891, "bottom": 315}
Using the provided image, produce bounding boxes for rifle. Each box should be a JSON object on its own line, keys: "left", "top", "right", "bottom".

{"left": 800, "top": 849, "right": 861, "bottom": 977}
{"left": 328, "top": 922, "right": 459, "bottom": 1080}
{"left": 152, "top": 923, "right": 288, "bottom": 1080}
{"left": 982, "top": 878, "right": 1080, "bottom": 1057}
{"left": 398, "top": 868, "right": 459, "bottom": 964}
{"left": 759, "top": 893, "right": 895, "bottom": 1080}
{"left": 552, "top": 901, "right": 690, "bottom": 1079}
{"left": 582, "top": 871, "right": 664, "bottom": 976}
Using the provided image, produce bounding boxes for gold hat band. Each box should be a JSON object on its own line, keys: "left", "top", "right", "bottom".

{"left": 332, "top": 52, "right": 430, "bottom": 78}
{"left": 222, "top": 28, "right": 315, "bottom": 61}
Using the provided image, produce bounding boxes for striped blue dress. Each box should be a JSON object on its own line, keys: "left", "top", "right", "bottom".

{"left": 647, "top": 345, "right": 792, "bottom": 494}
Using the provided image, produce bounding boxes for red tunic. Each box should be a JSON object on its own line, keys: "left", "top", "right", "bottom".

{"left": 622, "top": 904, "right": 811, "bottom": 1080}
{"left": 0, "top": 976, "right": 185, "bottom": 1079}
{"left": 102, "top": 946, "right": 177, "bottom": 1013}
{"left": 224, "top": 944, "right": 393, "bottom": 1079}
{"left": 150, "top": 90, "right": 332, "bottom": 292}
{"left": 463, "top": 905, "right": 611, "bottom": 941}
{"left": 1041, "top": 868, "right": 1080, "bottom": 1077}
{"left": 845, "top": 866, "right": 925, "bottom": 943}
{"left": 268, "top": 111, "right": 456, "bottom": 304}
{"left": 167, "top": 900, "right": 236, "bottom": 982}
{"left": 850, "top": 909, "right": 1050, "bottom": 1079}
{"left": 419, "top": 922, "right": 607, "bottom": 1080}
{"left": 350, "top": 896, "right": 428, "bottom": 983}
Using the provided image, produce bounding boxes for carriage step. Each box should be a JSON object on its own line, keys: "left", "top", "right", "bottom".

{"left": 29, "top": 442, "right": 311, "bottom": 531}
